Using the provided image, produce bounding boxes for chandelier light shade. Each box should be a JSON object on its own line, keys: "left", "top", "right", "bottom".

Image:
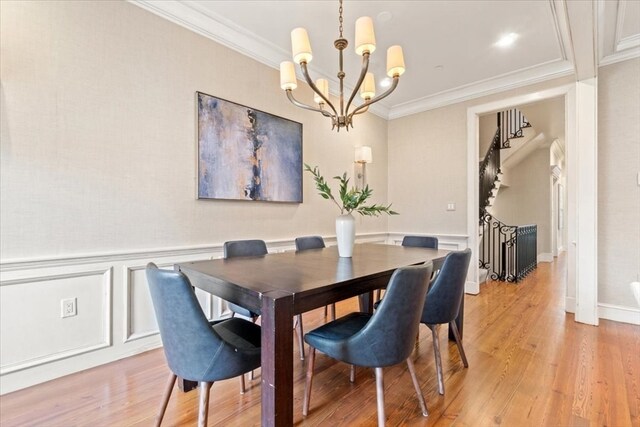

{"left": 279, "top": 0, "right": 405, "bottom": 131}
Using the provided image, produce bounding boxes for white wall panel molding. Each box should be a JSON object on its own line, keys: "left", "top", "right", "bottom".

{"left": 0, "top": 267, "right": 112, "bottom": 375}
{"left": 386, "top": 232, "right": 469, "bottom": 250}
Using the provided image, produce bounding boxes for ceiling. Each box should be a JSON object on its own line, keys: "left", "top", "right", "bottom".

{"left": 131, "top": 0, "right": 640, "bottom": 119}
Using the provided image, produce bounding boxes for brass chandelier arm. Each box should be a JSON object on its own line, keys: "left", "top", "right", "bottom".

{"left": 353, "top": 104, "right": 370, "bottom": 115}
{"left": 286, "top": 90, "right": 334, "bottom": 118}
{"left": 348, "top": 76, "right": 399, "bottom": 118}
{"left": 300, "top": 62, "right": 339, "bottom": 118}
{"left": 344, "top": 52, "right": 370, "bottom": 118}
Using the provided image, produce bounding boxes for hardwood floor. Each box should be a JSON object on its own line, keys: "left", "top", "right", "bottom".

{"left": 1, "top": 254, "right": 639, "bottom": 426}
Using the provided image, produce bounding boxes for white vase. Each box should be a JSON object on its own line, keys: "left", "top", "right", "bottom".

{"left": 336, "top": 213, "right": 355, "bottom": 257}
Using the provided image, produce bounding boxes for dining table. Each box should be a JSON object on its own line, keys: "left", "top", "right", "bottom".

{"left": 176, "top": 242, "right": 452, "bottom": 427}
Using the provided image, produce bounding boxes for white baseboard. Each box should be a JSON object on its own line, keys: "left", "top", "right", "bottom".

{"left": 465, "top": 281, "right": 479, "bottom": 295}
{"left": 565, "top": 297, "right": 639, "bottom": 325}
{"left": 537, "top": 253, "right": 554, "bottom": 263}
{"left": 598, "top": 303, "right": 640, "bottom": 325}
{"left": 565, "top": 296, "right": 576, "bottom": 313}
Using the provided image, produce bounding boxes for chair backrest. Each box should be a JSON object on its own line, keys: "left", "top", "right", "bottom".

{"left": 349, "top": 262, "right": 433, "bottom": 367}
{"left": 295, "top": 236, "right": 326, "bottom": 251}
{"left": 223, "top": 239, "right": 268, "bottom": 258}
{"left": 146, "top": 263, "right": 224, "bottom": 381}
{"left": 421, "top": 249, "right": 472, "bottom": 325}
{"left": 402, "top": 235, "right": 438, "bottom": 249}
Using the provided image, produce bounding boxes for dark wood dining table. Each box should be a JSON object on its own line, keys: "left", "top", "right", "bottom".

{"left": 176, "top": 242, "right": 451, "bottom": 427}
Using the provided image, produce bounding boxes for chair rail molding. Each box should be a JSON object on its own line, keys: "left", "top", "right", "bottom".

{"left": 0, "top": 231, "right": 386, "bottom": 394}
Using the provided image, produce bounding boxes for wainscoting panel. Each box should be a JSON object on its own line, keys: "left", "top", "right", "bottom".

{"left": 0, "top": 232, "right": 440, "bottom": 394}
{"left": 0, "top": 267, "right": 112, "bottom": 375}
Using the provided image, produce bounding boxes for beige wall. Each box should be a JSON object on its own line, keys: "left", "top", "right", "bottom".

{"left": 479, "top": 113, "right": 497, "bottom": 157}
{"left": 597, "top": 59, "right": 640, "bottom": 307}
{"left": 490, "top": 149, "right": 552, "bottom": 255}
{"left": 0, "top": 1, "right": 389, "bottom": 261}
{"left": 387, "top": 75, "right": 574, "bottom": 236}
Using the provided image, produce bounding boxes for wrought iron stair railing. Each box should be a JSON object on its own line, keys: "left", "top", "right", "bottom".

{"left": 478, "top": 109, "right": 536, "bottom": 283}
{"left": 479, "top": 129, "right": 501, "bottom": 212}
{"left": 498, "top": 109, "right": 531, "bottom": 149}
{"left": 479, "top": 209, "right": 537, "bottom": 282}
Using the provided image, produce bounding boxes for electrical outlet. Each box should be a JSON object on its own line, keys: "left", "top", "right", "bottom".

{"left": 61, "top": 298, "right": 77, "bottom": 318}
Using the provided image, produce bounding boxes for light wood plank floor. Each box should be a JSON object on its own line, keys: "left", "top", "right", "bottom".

{"left": 1, "top": 254, "right": 639, "bottom": 426}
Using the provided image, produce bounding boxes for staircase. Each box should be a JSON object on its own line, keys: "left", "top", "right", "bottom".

{"left": 478, "top": 109, "right": 537, "bottom": 283}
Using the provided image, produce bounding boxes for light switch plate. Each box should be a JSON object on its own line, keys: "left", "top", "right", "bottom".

{"left": 447, "top": 203, "right": 456, "bottom": 211}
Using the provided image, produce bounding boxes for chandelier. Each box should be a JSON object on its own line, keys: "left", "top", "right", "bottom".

{"left": 279, "top": 0, "right": 405, "bottom": 131}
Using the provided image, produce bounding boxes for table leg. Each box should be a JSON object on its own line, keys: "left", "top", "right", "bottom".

{"left": 358, "top": 292, "right": 374, "bottom": 313}
{"left": 261, "top": 290, "right": 294, "bottom": 427}
{"left": 449, "top": 293, "right": 464, "bottom": 341}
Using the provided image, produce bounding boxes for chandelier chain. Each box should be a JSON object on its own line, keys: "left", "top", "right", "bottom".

{"left": 338, "top": 0, "right": 343, "bottom": 38}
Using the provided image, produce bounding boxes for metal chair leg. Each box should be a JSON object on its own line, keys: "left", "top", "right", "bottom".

{"left": 450, "top": 321, "right": 469, "bottom": 368}
{"left": 198, "top": 382, "right": 212, "bottom": 427}
{"left": 406, "top": 358, "right": 428, "bottom": 416}
{"left": 250, "top": 316, "right": 258, "bottom": 380}
{"left": 302, "top": 347, "right": 316, "bottom": 416}
{"left": 239, "top": 373, "right": 245, "bottom": 394}
{"left": 350, "top": 364, "right": 356, "bottom": 383}
{"left": 431, "top": 325, "right": 445, "bottom": 395}
{"left": 155, "top": 373, "right": 176, "bottom": 427}
{"left": 295, "top": 314, "right": 305, "bottom": 360}
{"left": 375, "top": 367, "right": 386, "bottom": 427}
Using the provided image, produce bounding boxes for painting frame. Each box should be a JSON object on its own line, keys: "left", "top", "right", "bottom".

{"left": 196, "top": 91, "right": 303, "bottom": 203}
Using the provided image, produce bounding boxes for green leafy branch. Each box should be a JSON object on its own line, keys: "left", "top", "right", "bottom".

{"left": 304, "top": 164, "right": 398, "bottom": 217}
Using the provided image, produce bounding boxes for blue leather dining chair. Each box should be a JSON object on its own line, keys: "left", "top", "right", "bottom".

{"left": 223, "top": 240, "right": 266, "bottom": 322}
{"left": 402, "top": 235, "right": 439, "bottom": 249}
{"left": 302, "top": 263, "right": 433, "bottom": 427}
{"left": 375, "top": 235, "right": 440, "bottom": 301}
{"left": 421, "top": 248, "right": 471, "bottom": 395}
{"left": 224, "top": 239, "right": 306, "bottom": 361}
{"left": 295, "top": 236, "right": 336, "bottom": 321}
{"left": 146, "top": 263, "right": 261, "bottom": 427}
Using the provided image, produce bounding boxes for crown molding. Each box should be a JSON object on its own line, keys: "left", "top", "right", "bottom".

{"left": 387, "top": 60, "right": 574, "bottom": 120}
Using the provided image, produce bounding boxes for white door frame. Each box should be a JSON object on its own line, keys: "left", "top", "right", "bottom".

{"left": 466, "top": 82, "right": 598, "bottom": 325}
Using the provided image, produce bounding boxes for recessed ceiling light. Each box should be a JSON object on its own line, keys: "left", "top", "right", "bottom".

{"left": 495, "top": 33, "right": 519, "bottom": 48}
{"left": 380, "top": 78, "right": 392, "bottom": 88}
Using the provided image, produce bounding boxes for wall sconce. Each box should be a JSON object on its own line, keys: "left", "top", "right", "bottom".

{"left": 354, "top": 146, "right": 373, "bottom": 189}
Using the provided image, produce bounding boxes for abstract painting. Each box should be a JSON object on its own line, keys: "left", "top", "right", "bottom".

{"left": 197, "top": 92, "right": 303, "bottom": 203}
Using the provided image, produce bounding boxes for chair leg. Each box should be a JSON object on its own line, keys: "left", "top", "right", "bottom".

{"left": 330, "top": 303, "right": 336, "bottom": 321}
{"left": 350, "top": 364, "right": 356, "bottom": 383}
{"left": 302, "top": 347, "right": 316, "bottom": 416}
{"left": 155, "top": 373, "right": 176, "bottom": 427}
{"left": 375, "top": 367, "right": 386, "bottom": 427}
{"left": 406, "top": 358, "right": 428, "bottom": 417}
{"left": 324, "top": 305, "right": 328, "bottom": 317}
{"left": 295, "top": 314, "right": 305, "bottom": 361}
{"left": 449, "top": 321, "right": 469, "bottom": 368}
{"left": 239, "top": 373, "right": 245, "bottom": 394}
{"left": 198, "top": 382, "right": 213, "bottom": 427}
{"left": 431, "top": 325, "right": 445, "bottom": 395}
{"left": 250, "top": 316, "right": 258, "bottom": 380}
